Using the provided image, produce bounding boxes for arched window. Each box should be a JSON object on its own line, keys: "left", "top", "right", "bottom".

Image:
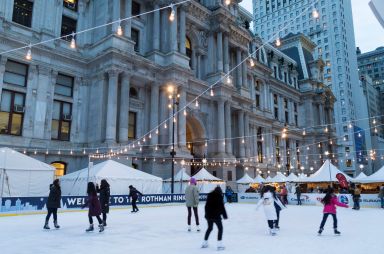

{"left": 129, "top": 87, "right": 138, "bottom": 98}
{"left": 51, "top": 162, "right": 67, "bottom": 178}
{"left": 186, "top": 37, "right": 192, "bottom": 67}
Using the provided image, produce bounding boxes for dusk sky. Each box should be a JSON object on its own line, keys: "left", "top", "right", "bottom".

{"left": 240, "top": 0, "right": 384, "bottom": 53}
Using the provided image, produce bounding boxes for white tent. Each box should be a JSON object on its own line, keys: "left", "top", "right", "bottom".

{"left": 0, "top": 147, "right": 55, "bottom": 197}
{"left": 297, "top": 173, "right": 309, "bottom": 182}
{"left": 305, "top": 160, "right": 352, "bottom": 182}
{"left": 264, "top": 176, "right": 273, "bottom": 183}
{"left": 270, "top": 172, "right": 287, "bottom": 183}
{"left": 358, "top": 166, "right": 384, "bottom": 183}
{"left": 192, "top": 168, "right": 226, "bottom": 193}
{"left": 352, "top": 172, "right": 368, "bottom": 183}
{"left": 163, "top": 168, "right": 191, "bottom": 194}
{"left": 236, "top": 173, "right": 254, "bottom": 193}
{"left": 253, "top": 175, "right": 265, "bottom": 184}
{"left": 60, "top": 160, "right": 162, "bottom": 195}
{"left": 286, "top": 173, "right": 299, "bottom": 182}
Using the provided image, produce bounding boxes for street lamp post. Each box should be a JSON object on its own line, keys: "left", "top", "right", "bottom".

{"left": 168, "top": 86, "right": 179, "bottom": 194}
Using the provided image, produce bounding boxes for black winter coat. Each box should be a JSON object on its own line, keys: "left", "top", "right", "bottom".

{"left": 46, "top": 184, "right": 61, "bottom": 209}
{"left": 129, "top": 188, "right": 143, "bottom": 200}
{"left": 205, "top": 191, "right": 227, "bottom": 220}
{"left": 97, "top": 185, "right": 110, "bottom": 213}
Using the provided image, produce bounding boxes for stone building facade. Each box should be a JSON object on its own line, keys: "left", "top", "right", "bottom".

{"left": 0, "top": 0, "right": 336, "bottom": 186}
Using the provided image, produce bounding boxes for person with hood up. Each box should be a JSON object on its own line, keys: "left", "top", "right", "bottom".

{"left": 96, "top": 179, "right": 110, "bottom": 226}
{"left": 255, "top": 185, "right": 285, "bottom": 235}
{"left": 82, "top": 182, "right": 104, "bottom": 233}
{"left": 185, "top": 177, "right": 200, "bottom": 232}
{"left": 44, "top": 179, "right": 61, "bottom": 230}
{"left": 128, "top": 185, "right": 143, "bottom": 213}
{"left": 201, "top": 186, "right": 227, "bottom": 251}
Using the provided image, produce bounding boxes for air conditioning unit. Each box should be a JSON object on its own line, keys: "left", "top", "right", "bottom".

{"left": 13, "top": 105, "right": 25, "bottom": 113}
{"left": 63, "top": 114, "right": 72, "bottom": 121}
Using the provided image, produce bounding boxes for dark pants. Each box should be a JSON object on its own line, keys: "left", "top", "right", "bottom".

{"left": 353, "top": 197, "right": 360, "bottom": 210}
{"left": 132, "top": 197, "right": 139, "bottom": 212}
{"left": 267, "top": 220, "right": 276, "bottom": 229}
{"left": 282, "top": 195, "right": 288, "bottom": 205}
{"left": 89, "top": 215, "right": 102, "bottom": 225}
{"left": 102, "top": 212, "right": 107, "bottom": 222}
{"left": 187, "top": 207, "right": 199, "bottom": 225}
{"left": 381, "top": 197, "right": 384, "bottom": 208}
{"left": 275, "top": 209, "right": 280, "bottom": 227}
{"left": 46, "top": 208, "right": 58, "bottom": 222}
{"left": 297, "top": 194, "right": 302, "bottom": 205}
{"left": 319, "top": 213, "right": 337, "bottom": 229}
{"left": 204, "top": 219, "right": 223, "bottom": 241}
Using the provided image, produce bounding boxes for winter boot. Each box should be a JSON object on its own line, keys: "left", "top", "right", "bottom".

{"left": 334, "top": 228, "right": 341, "bottom": 235}
{"left": 217, "top": 241, "right": 225, "bottom": 251}
{"left": 188, "top": 225, "right": 191, "bottom": 232}
{"left": 318, "top": 228, "right": 323, "bottom": 235}
{"left": 54, "top": 220, "right": 60, "bottom": 229}
{"left": 43, "top": 221, "right": 50, "bottom": 230}
{"left": 103, "top": 220, "right": 107, "bottom": 227}
{"left": 98, "top": 224, "right": 104, "bottom": 233}
{"left": 196, "top": 225, "right": 200, "bottom": 232}
{"left": 85, "top": 224, "right": 94, "bottom": 232}
{"left": 201, "top": 241, "right": 208, "bottom": 248}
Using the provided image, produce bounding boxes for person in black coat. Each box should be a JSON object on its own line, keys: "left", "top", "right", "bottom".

{"left": 128, "top": 185, "right": 143, "bottom": 213}
{"left": 202, "top": 186, "right": 228, "bottom": 251}
{"left": 96, "top": 179, "right": 110, "bottom": 226}
{"left": 295, "top": 184, "right": 302, "bottom": 205}
{"left": 44, "top": 179, "right": 61, "bottom": 229}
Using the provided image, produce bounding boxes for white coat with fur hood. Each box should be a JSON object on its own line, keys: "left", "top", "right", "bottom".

{"left": 255, "top": 191, "right": 285, "bottom": 220}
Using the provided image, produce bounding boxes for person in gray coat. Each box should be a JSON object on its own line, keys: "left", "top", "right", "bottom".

{"left": 44, "top": 179, "right": 61, "bottom": 229}
{"left": 185, "top": 177, "right": 200, "bottom": 232}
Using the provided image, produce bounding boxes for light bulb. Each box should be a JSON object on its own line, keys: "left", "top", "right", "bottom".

{"left": 242, "top": 139, "right": 245, "bottom": 144}
{"left": 183, "top": 109, "right": 187, "bottom": 116}
{"left": 250, "top": 58, "right": 255, "bottom": 67}
{"left": 156, "top": 128, "right": 159, "bottom": 134}
{"left": 26, "top": 46, "right": 32, "bottom": 60}
{"left": 149, "top": 133, "right": 152, "bottom": 139}
{"left": 205, "top": 142, "right": 208, "bottom": 147}
{"left": 275, "top": 38, "right": 281, "bottom": 47}
{"left": 373, "top": 119, "right": 376, "bottom": 124}
{"left": 225, "top": 0, "right": 231, "bottom": 6}
{"left": 302, "top": 129, "right": 306, "bottom": 136}
{"left": 195, "top": 100, "right": 199, "bottom": 107}
{"left": 70, "top": 150, "right": 73, "bottom": 155}
{"left": 70, "top": 34, "right": 76, "bottom": 49}
{"left": 164, "top": 123, "right": 167, "bottom": 129}
{"left": 169, "top": 5, "right": 175, "bottom": 21}
{"left": 226, "top": 75, "right": 231, "bottom": 84}
{"left": 312, "top": 9, "right": 319, "bottom": 19}
{"left": 325, "top": 127, "right": 328, "bottom": 133}
{"left": 117, "top": 21, "right": 123, "bottom": 36}
{"left": 348, "top": 123, "right": 352, "bottom": 128}
{"left": 210, "top": 88, "right": 214, "bottom": 96}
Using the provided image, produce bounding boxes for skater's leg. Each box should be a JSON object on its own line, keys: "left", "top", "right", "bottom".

{"left": 46, "top": 208, "right": 53, "bottom": 222}
{"left": 96, "top": 215, "right": 103, "bottom": 225}
{"left": 214, "top": 219, "right": 223, "bottom": 241}
{"left": 187, "top": 207, "right": 192, "bottom": 225}
{"left": 267, "top": 220, "right": 274, "bottom": 229}
{"left": 331, "top": 214, "right": 337, "bottom": 229}
{"left": 319, "top": 213, "right": 329, "bottom": 229}
{"left": 89, "top": 216, "right": 93, "bottom": 224}
{"left": 193, "top": 207, "right": 199, "bottom": 225}
{"left": 204, "top": 220, "right": 214, "bottom": 240}
{"left": 102, "top": 213, "right": 107, "bottom": 222}
{"left": 275, "top": 209, "right": 280, "bottom": 228}
{"left": 132, "top": 198, "right": 138, "bottom": 212}
{"left": 52, "top": 208, "right": 58, "bottom": 222}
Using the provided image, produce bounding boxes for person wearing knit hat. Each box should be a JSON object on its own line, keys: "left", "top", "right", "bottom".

{"left": 185, "top": 177, "right": 200, "bottom": 232}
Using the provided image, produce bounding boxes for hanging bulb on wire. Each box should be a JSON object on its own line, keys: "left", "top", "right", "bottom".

{"left": 156, "top": 128, "right": 159, "bottom": 134}
{"left": 373, "top": 118, "right": 376, "bottom": 124}
{"left": 26, "top": 44, "right": 32, "bottom": 60}
{"left": 169, "top": 4, "right": 175, "bottom": 21}
{"left": 302, "top": 129, "right": 306, "bottom": 136}
{"left": 164, "top": 123, "right": 167, "bottom": 129}
{"left": 183, "top": 109, "right": 187, "bottom": 116}
{"left": 210, "top": 88, "right": 214, "bottom": 96}
{"left": 225, "top": 0, "right": 231, "bottom": 6}
{"left": 275, "top": 38, "right": 281, "bottom": 47}
{"left": 70, "top": 33, "right": 76, "bottom": 49}
{"left": 226, "top": 75, "right": 231, "bottom": 85}
{"left": 117, "top": 20, "right": 123, "bottom": 36}
{"left": 325, "top": 127, "right": 328, "bottom": 133}
{"left": 250, "top": 58, "right": 255, "bottom": 67}
{"left": 312, "top": 8, "right": 320, "bottom": 19}
{"left": 195, "top": 100, "right": 199, "bottom": 107}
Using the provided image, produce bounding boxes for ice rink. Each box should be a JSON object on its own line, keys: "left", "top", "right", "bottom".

{"left": 0, "top": 204, "right": 382, "bottom": 254}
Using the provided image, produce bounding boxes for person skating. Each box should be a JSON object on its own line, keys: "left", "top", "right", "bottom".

{"left": 378, "top": 185, "right": 384, "bottom": 209}
{"left": 224, "top": 186, "right": 234, "bottom": 203}
{"left": 201, "top": 186, "right": 227, "bottom": 251}
{"left": 96, "top": 179, "right": 110, "bottom": 226}
{"left": 317, "top": 187, "right": 348, "bottom": 235}
{"left": 294, "top": 184, "right": 302, "bottom": 205}
{"left": 129, "top": 185, "right": 143, "bottom": 213}
{"left": 44, "top": 179, "right": 61, "bottom": 230}
{"left": 82, "top": 182, "right": 104, "bottom": 233}
{"left": 280, "top": 185, "right": 288, "bottom": 205}
{"left": 185, "top": 177, "right": 200, "bottom": 232}
{"left": 255, "top": 185, "right": 284, "bottom": 236}
{"left": 352, "top": 185, "right": 361, "bottom": 210}
{"left": 272, "top": 186, "right": 286, "bottom": 230}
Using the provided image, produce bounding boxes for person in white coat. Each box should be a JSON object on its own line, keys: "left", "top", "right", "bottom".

{"left": 256, "top": 185, "right": 285, "bottom": 235}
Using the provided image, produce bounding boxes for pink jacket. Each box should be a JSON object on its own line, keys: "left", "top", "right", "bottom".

{"left": 323, "top": 196, "right": 348, "bottom": 214}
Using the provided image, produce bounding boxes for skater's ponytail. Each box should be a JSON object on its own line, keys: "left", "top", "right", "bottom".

{"left": 321, "top": 187, "right": 334, "bottom": 205}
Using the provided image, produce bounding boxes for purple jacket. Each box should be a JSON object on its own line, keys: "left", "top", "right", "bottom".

{"left": 323, "top": 196, "right": 348, "bottom": 214}
{"left": 84, "top": 194, "right": 101, "bottom": 216}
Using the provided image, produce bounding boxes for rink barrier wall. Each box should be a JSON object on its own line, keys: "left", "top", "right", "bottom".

{"left": 237, "top": 193, "right": 382, "bottom": 208}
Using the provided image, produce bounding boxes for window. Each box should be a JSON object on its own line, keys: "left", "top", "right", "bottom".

{"left": 61, "top": 16, "right": 77, "bottom": 40}
{"left": 51, "top": 162, "right": 67, "bottom": 178}
{"left": 227, "top": 171, "right": 233, "bottom": 181}
{"left": 275, "top": 136, "right": 280, "bottom": 163}
{"left": 51, "top": 101, "right": 72, "bottom": 141}
{"left": 186, "top": 37, "right": 192, "bottom": 67}
{"left": 0, "top": 90, "right": 25, "bottom": 136}
{"left": 274, "top": 94, "right": 279, "bottom": 120}
{"left": 255, "top": 81, "right": 261, "bottom": 108}
{"left": 346, "top": 159, "right": 352, "bottom": 167}
{"left": 63, "top": 0, "right": 78, "bottom": 11}
{"left": 3, "top": 60, "right": 28, "bottom": 87}
{"left": 55, "top": 74, "right": 74, "bottom": 97}
{"left": 132, "top": 1, "right": 141, "bottom": 16}
{"left": 129, "top": 87, "right": 138, "bottom": 98}
{"left": 128, "top": 111, "right": 137, "bottom": 139}
{"left": 257, "top": 141, "right": 263, "bottom": 163}
{"left": 131, "top": 28, "right": 140, "bottom": 52}
{"left": 12, "top": 0, "right": 33, "bottom": 27}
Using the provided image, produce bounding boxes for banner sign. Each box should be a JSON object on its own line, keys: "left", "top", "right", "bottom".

{"left": 0, "top": 193, "right": 210, "bottom": 213}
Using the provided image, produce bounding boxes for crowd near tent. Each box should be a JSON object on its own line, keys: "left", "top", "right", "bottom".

{"left": 163, "top": 168, "right": 191, "bottom": 194}
{"left": 305, "top": 160, "right": 352, "bottom": 182}
{"left": 0, "top": 147, "right": 55, "bottom": 197}
{"left": 358, "top": 165, "right": 384, "bottom": 183}
{"left": 236, "top": 173, "right": 254, "bottom": 192}
{"left": 191, "top": 168, "right": 225, "bottom": 193}
{"left": 60, "top": 160, "right": 162, "bottom": 195}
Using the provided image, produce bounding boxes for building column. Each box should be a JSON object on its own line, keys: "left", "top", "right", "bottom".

{"left": 238, "top": 111, "right": 245, "bottom": 157}
{"left": 124, "top": 0, "right": 132, "bottom": 38}
{"left": 178, "top": 88, "right": 187, "bottom": 147}
{"left": 179, "top": 7, "right": 186, "bottom": 54}
{"left": 33, "top": 66, "right": 50, "bottom": 139}
{"left": 216, "top": 32, "right": 223, "bottom": 72}
{"left": 236, "top": 48, "right": 242, "bottom": 88}
{"left": 106, "top": 70, "right": 119, "bottom": 142}
{"left": 223, "top": 34, "right": 229, "bottom": 73}
{"left": 0, "top": 56, "right": 7, "bottom": 99}
{"left": 112, "top": 0, "right": 120, "bottom": 32}
{"left": 153, "top": 4, "right": 160, "bottom": 51}
{"left": 319, "top": 103, "right": 325, "bottom": 125}
{"left": 208, "top": 33, "right": 215, "bottom": 74}
{"left": 253, "top": 126, "right": 259, "bottom": 160}
{"left": 245, "top": 113, "right": 250, "bottom": 157}
{"left": 149, "top": 83, "right": 160, "bottom": 146}
{"left": 250, "top": 75, "right": 256, "bottom": 107}
{"left": 217, "top": 100, "right": 225, "bottom": 153}
{"left": 159, "top": 87, "right": 168, "bottom": 145}
{"left": 119, "top": 73, "right": 130, "bottom": 143}
{"left": 242, "top": 51, "right": 248, "bottom": 88}
{"left": 196, "top": 53, "right": 201, "bottom": 79}
{"left": 170, "top": 7, "right": 178, "bottom": 52}
{"left": 225, "top": 101, "right": 232, "bottom": 154}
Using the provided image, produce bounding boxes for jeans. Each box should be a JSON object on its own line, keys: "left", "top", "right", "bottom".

{"left": 132, "top": 197, "right": 139, "bottom": 212}
{"left": 380, "top": 197, "right": 384, "bottom": 208}
{"left": 45, "top": 208, "right": 58, "bottom": 222}
{"left": 89, "top": 215, "right": 102, "bottom": 225}
{"left": 353, "top": 197, "right": 360, "bottom": 210}
{"left": 319, "top": 213, "right": 337, "bottom": 229}
{"left": 275, "top": 208, "right": 280, "bottom": 227}
{"left": 187, "top": 207, "right": 199, "bottom": 226}
{"left": 204, "top": 219, "right": 223, "bottom": 241}
{"left": 297, "top": 194, "right": 302, "bottom": 205}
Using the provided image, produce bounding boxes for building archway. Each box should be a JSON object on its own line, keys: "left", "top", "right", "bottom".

{"left": 51, "top": 161, "right": 67, "bottom": 179}
{"left": 186, "top": 114, "right": 206, "bottom": 175}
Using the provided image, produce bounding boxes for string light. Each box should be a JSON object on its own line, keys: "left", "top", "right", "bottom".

{"left": 116, "top": 20, "right": 123, "bottom": 36}
{"left": 226, "top": 75, "right": 231, "bottom": 85}
{"left": 156, "top": 128, "right": 159, "bottom": 134}
{"left": 25, "top": 44, "right": 32, "bottom": 60}
{"left": 169, "top": 4, "right": 175, "bottom": 21}
{"left": 250, "top": 58, "right": 255, "bottom": 67}
{"left": 195, "top": 100, "right": 199, "bottom": 107}
{"left": 183, "top": 109, "right": 187, "bottom": 116}
{"left": 70, "top": 33, "right": 76, "bottom": 49}
{"left": 275, "top": 38, "right": 281, "bottom": 47}
{"left": 164, "top": 123, "right": 167, "bottom": 129}
{"left": 312, "top": 8, "right": 320, "bottom": 19}
{"left": 210, "top": 88, "right": 214, "bottom": 96}
{"left": 302, "top": 129, "right": 306, "bottom": 136}
{"left": 225, "top": 0, "right": 231, "bottom": 6}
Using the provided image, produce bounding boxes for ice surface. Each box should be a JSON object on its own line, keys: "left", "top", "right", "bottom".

{"left": 0, "top": 204, "right": 382, "bottom": 254}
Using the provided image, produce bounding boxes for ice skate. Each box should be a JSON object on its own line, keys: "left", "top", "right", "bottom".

{"left": 54, "top": 220, "right": 60, "bottom": 229}
{"left": 85, "top": 224, "right": 94, "bottom": 232}
{"left": 201, "top": 241, "right": 208, "bottom": 248}
{"left": 187, "top": 225, "right": 191, "bottom": 232}
{"left": 334, "top": 228, "right": 341, "bottom": 235}
{"left": 217, "top": 241, "right": 225, "bottom": 251}
{"left": 98, "top": 224, "right": 104, "bottom": 233}
{"left": 318, "top": 228, "right": 323, "bottom": 235}
{"left": 196, "top": 225, "right": 200, "bottom": 232}
{"left": 103, "top": 221, "right": 107, "bottom": 227}
{"left": 269, "top": 228, "right": 276, "bottom": 236}
{"left": 43, "top": 221, "right": 50, "bottom": 230}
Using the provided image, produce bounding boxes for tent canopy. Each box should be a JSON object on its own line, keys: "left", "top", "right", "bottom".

{"left": 264, "top": 176, "right": 273, "bottom": 183}
{"left": 191, "top": 168, "right": 225, "bottom": 193}
{"left": 358, "top": 166, "right": 384, "bottom": 183}
{"left": 305, "top": 160, "right": 352, "bottom": 183}
{"left": 164, "top": 168, "right": 191, "bottom": 182}
{"left": 270, "top": 172, "right": 287, "bottom": 183}
{"left": 253, "top": 175, "right": 265, "bottom": 184}
{"left": 236, "top": 172, "right": 254, "bottom": 184}
{"left": 0, "top": 147, "right": 55, "bottom": 197}
{"left": 352, "top": 172, "right": 368, "bottom": 183}
{"left": 60, "top": 160, "right": 162, "bottom": 195}
{"left": 192, "top": 168, "right": 223, "bottom": 181}
{"left": 163, "top": 168, "right": 191, "bottom": 194}
{"left": 286, "top": 173, "right": 299, "bottom": 182}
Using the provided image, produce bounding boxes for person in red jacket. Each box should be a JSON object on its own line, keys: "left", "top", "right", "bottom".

{"left": 82, "top": 182, "right": 104, "bottom": 233}
{"left": 318, "top": 187, "right": 348, "bottom": 235}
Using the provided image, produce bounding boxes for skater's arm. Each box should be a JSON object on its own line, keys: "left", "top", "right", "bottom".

{"left": 333, "top": 197, "right": 348, "bottom": 208}
{"left": 255, "top": 198, "right": 263, "bottom": 210}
